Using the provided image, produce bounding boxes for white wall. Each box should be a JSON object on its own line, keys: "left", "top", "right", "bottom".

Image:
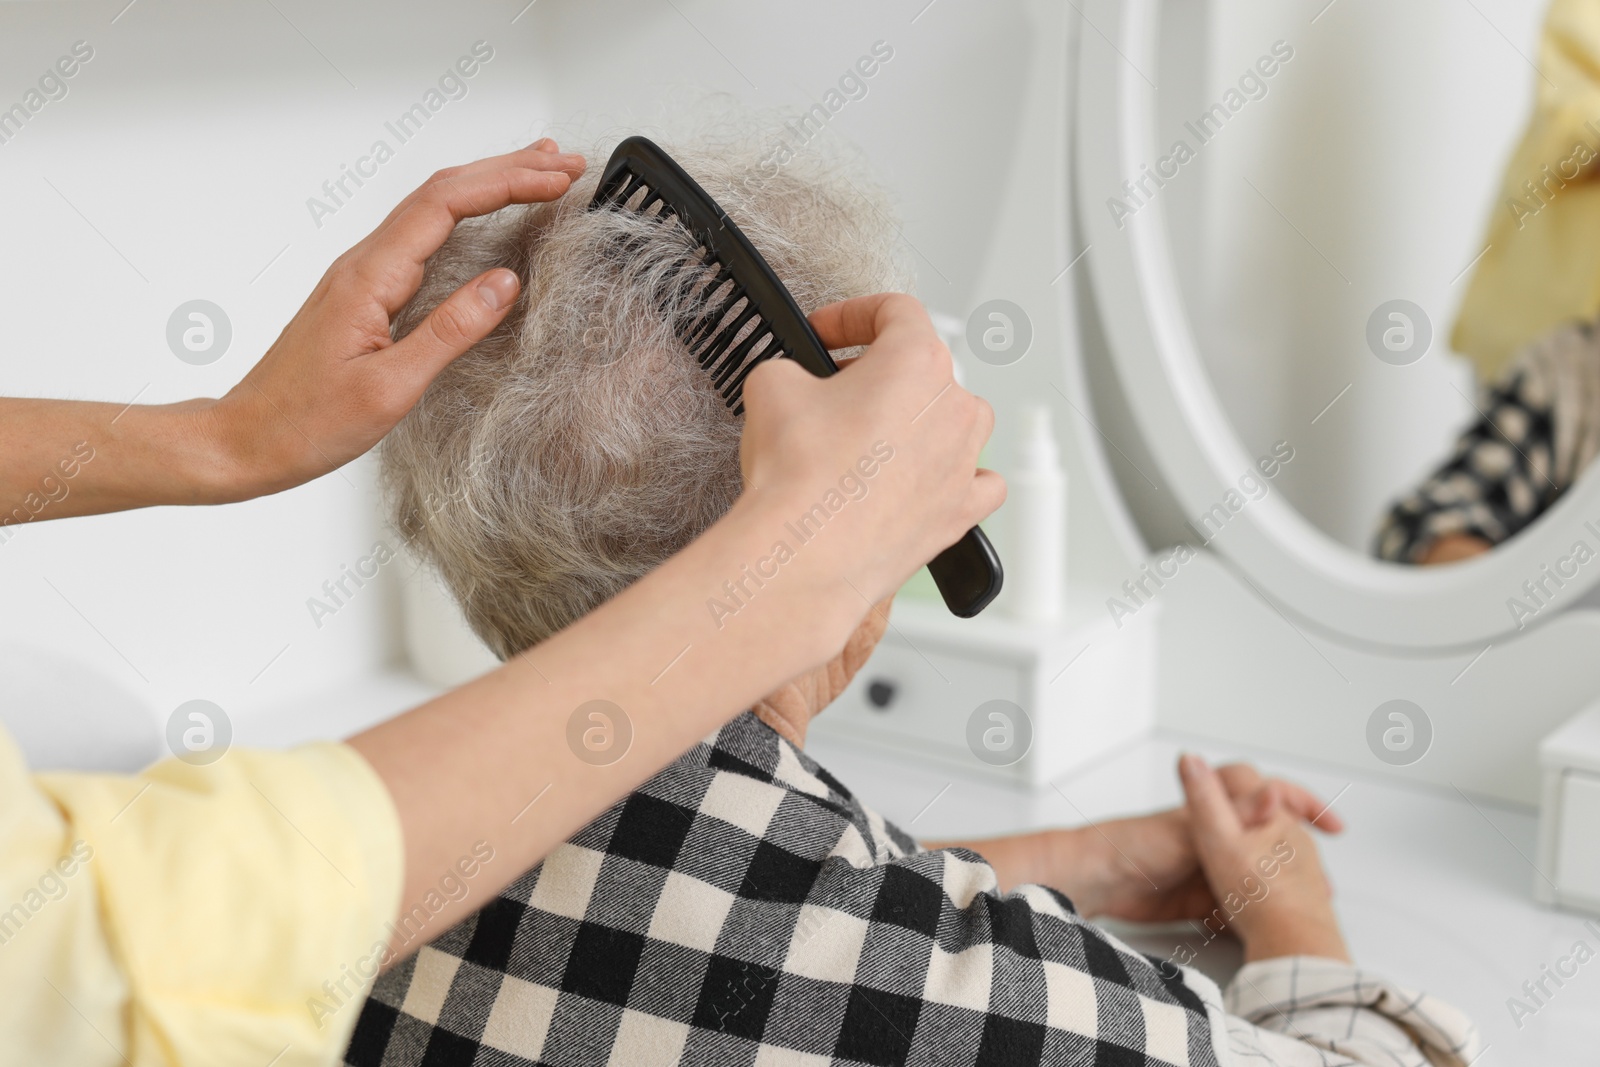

{"left": 523, "top": 0, "right": 1037, "bottom": 326}
{"left": 0, "top": 1, "right": 562, "bottom": 765}
{"left": 1168, "top": 0, "right": 1546, "bottom": 549}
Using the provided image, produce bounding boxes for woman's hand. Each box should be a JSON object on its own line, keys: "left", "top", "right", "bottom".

{"left": 1047, "top": 762, "right": 1340, "bottom": 921}
{"left": 1180, "top": 753, "right": 1350, "bottom": 962}
{"left": 201, "top": 140, "right": 586, "bottom": 500}
{"left": 931, "top": 760, "right": 1342, "bottom": 923}
{"left": 740, "top": 293, "right": 1004, "bottom": 615}
{"left": 1419, "top": 533, "right": 1492, "bottom": 564}
{"left": 0, "top": 140, "right": 585, "bottom": 521}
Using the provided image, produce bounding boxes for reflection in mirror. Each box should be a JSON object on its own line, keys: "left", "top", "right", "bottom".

{"left": 1148, "top": 0, "right": 1600, "bottom": 563}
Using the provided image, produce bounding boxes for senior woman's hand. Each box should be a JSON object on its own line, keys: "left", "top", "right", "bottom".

{"left": 1418, "top": 533, "right": 1493, "bottom": 564}
{"left": 1180, "top": 753, "right": 1350, "bottom": 962}
{"left": 932, "top": 759, "right": 1343, "bottom": 923}
{"left": 1059, "top": 762, "right": 1342, "bottom": 922}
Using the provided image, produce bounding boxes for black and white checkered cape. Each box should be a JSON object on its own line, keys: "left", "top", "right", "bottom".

{"left": 345, "top": 713, "right": 1478, "bottom": 1067}
{"left": 346, "top": 712, "right": 1223, "bottom": 1065}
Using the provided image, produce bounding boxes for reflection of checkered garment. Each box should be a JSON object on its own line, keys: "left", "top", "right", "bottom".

{"left": 345, "top": 712, "right": 1223, "bottom": 1066}
{"left": 1374, "top": 366, "right": 1558, "bottom": 562}
{"left": 1376, "top": 319, "right": 1600, "bottom": 563}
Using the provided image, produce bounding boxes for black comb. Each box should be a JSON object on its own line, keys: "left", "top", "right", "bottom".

{"left": 589, "top": 135, "right": 1002, "bottom": 618}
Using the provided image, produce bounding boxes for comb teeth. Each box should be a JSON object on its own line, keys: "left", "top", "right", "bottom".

{"left": 588, "top": 136, "right": 1003, "bottom": 618}
{"left": 590, "top": 140, "right": 840, "bottom": 415}
{"left": 687, "top": 284, "right": 780, "bottom": 415}
{"left": 684, "top": 269, "right": 739, "bottom": 350}
{"left": 597, "top": 169, "right": 783, "bottom": 414}
{"left": 613, "top": 173, "right": 646, "bottom": 208}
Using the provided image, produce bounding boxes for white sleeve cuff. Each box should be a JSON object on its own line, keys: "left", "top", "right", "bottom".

{"left": 1222, "top": 955, "right": 1481, "bottom": 1067}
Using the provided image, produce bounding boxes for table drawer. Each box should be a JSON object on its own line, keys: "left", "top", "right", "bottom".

{"left": 823, "top": 636, "right": 1026, "bottom": 762}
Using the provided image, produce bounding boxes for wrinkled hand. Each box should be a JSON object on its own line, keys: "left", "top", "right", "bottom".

{"left": 1064, "top": 761, "right": 1342, "bottom": 923}
{"left": 1180, "top": 754, "right": 1349, "bottom": 962}
{"left": 202, "top": 139, "right": 586, "bottom": 500}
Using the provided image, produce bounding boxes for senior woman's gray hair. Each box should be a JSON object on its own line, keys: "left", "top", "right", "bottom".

{"left": 381, "top": 136, "right": 910, "bottom": 659}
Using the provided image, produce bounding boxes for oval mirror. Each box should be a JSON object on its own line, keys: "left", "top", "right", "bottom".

{"left": 1077, "top": 0, "right": 1600, "bottom": 651}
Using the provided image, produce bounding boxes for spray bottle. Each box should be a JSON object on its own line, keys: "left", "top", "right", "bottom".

{"left": 1009, "top": 404, "right": 1067, "bottom": 623}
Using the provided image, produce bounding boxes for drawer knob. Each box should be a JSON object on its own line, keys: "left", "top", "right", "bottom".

{"left": 866, "top": 680, "right": 897, "bottom": 710}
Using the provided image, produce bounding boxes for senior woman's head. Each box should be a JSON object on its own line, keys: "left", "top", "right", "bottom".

{"left": 383, "top": 135, "right": 908, "bottom": 734}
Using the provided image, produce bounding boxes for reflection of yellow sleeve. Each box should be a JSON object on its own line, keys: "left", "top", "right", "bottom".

{"left": 1455, "top": 0, "right": 1600, "bottom": 380}
{"left": 0, "top": 728, "right": 402, "bottom": 1067}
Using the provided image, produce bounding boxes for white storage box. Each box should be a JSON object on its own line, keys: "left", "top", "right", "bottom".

{"left": 1537, "top": 701, "right": 1600, "bottom": 914}
{"left": 809, "top": 595, "right": 1158, "bottom": 787}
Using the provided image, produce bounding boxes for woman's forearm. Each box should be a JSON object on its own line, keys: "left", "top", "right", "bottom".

{"left": 348, "top": 488, "right": 863, "bottom": 959}
{"left": 2, "top": 388, "right": 841, "bottom": 957}
{"left": 0, "top": 152, "right": 588, "bottom": 529}
{"left": 0, "top": 398, "right": 244, "bottom": 524}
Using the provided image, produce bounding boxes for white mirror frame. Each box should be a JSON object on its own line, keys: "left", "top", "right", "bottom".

{"left": 1075, "top": 0, "right": 1600, "bottom": 651}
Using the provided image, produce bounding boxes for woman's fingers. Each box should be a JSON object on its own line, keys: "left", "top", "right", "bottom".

{"left": 1179, "top": 754, "right": 1243, "bottom": 844}
{"left": 1216, "top": 762, "right": 1265, "bottom": 797}
{"left": 1247, "top": 779, "right": 1342, "bottom": 833}
{"left": 358, "top": 168, "right": 577, "bottom": 308}
{"left": 809, "top": 293, "right": 908, "bottom": 348}
{"left": 739, "top": 356, "right": 819, "bottom": 430}
{"left": 336, "top": 140, "right": 586, "bottom": 316}
{"left": 1278, "top": 782, "right": 1345, "bottom": 833}
{"left": 965, "top": 468, "right": 1007, "bottom": 530}
{"left": 387, "top": 268, "right": 522, "bottom": 397}
{"left": 370, "top": 142, "right": 585, "bottom": 235}
{"left": 203, "top": 139, "right": 586, "bottom": 497}
{"left": 821, "top": 295, "right": 997, "bottom": 539}
{"left": 1216, "top": 762, "right": 1345, "bottom": 834}
{"left": 810, "top": 293, "right": 943, "bottom": 361}
{"left": 1253, "top": 784, "right": 1284, "bottom": 824}
{"left": 741, "top": 292, "right": 1008, "bottom": 610}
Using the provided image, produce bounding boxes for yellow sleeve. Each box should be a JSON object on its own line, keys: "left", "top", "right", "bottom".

{"left": 1454, "top": 0, "right": 1600, "bottom": 379}
{"left": 0, "top": 728, "right": 403, "bottom": 1067}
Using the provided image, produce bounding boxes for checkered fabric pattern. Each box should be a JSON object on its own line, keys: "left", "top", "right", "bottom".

{"left": 345, "top": 713, "right": 1479, "bottom": 1067}
{"left": 345, "top": 712, "right": 1223, "bottom": 1066}
{"left": 1220, "top": 957, "right": 1480, "bottom": 1067}
{"left": 1374, "top": 364, "right": 1559, "bottom": 563}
